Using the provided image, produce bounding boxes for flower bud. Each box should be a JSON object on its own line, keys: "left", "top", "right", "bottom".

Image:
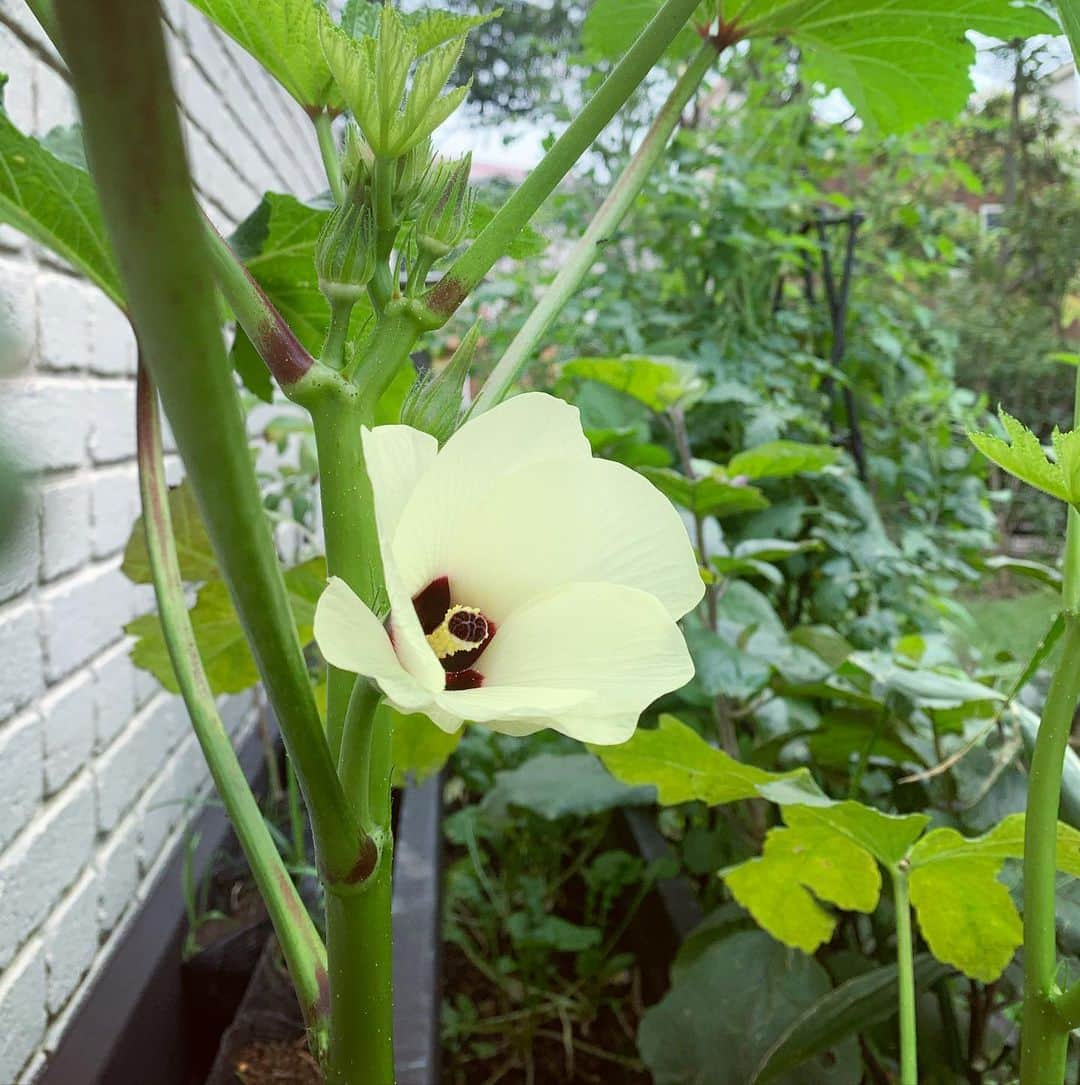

{"left": 400, "top": 322, "right": 480, "bottom": 443}
{"left": 315, "top": 200, "right": 377, "bottom": 303}
{"left": 394, "top": 138, "right": 434, "bottom": 221}
{"left": 416, "top": 153, "right": 473, "bottom": 259}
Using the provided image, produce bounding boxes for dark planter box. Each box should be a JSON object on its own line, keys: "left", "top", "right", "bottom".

{"left": 38, "top": 745, "right": 696, "bottom": 1085}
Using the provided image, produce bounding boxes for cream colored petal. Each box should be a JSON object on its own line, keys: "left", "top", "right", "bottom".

{"left": 360, "top": 424, "right": 438, "bottom": 541}
{"left": 477, "top": 582, "right": 694, "bottom": 742}
{"left": 390, "top": 393, "right": 591, "bottom": 594}
{"left": 383, "top": 548, "right": 446, "bottom": 692}
{"left": 313, "top": 577, "right": 429, "bottom": 702}
{"left": 432, "top": 684, "right": 591, "bottom": 725}
{"left": 445, "top": 456, "right": 705, "bottom": 622}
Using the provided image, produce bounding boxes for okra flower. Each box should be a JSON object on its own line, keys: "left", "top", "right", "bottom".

{"left": 314, "top": 393, "right": 702, "bottom": 744}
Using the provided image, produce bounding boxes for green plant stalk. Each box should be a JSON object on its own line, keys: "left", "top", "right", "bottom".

{"left": 892, "top": 865, "right": 918, "bottom": 1085}
{"left": 202, "top": 214, "right": 317, "bottom": 390}
{"left": 315, "top": 111, "right": 346, "bottom": 204}
{"left": 54, "top": 0, "right": 364, "bottom": 885}
{"left": 135, "top": 364, "right": 330, "bottom": 1046}
{"left": 326, "top": 693, "right": 396, "bottom": 1085}
{"left": 369, "top": 157, "right": 398, "bottom": 311}
{"left": 423, "top": 0, "right": 704, "bottom": 324}
{"left": 321, "top": 295, "right": 356, "bottom": 372}
{"left": 1020, "top": 364, "right": 1080, "bottom": 1084}
{"left": 473, "top": 40, "right": 716, "bottom": 413}
{"left": 1020, "top": 612, "right": 1080, "bottom": 1082}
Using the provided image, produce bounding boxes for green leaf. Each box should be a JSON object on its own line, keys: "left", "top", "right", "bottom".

{"left": 638, "top": 930, "right": 860, "bottom": 1085}
{"left": 838, "top": 651, "right": 1004, "bottom": 711}
{"left": 391, "top": 706, "right": 461, "bottom": 786}
{"left": 0, "top": 103, "right": 123, "bottom": 305}
{"left": 126, "top": 556, "right": 325, "bottom": 695}
{"left": 122, "top": 480, "right": 216, "bottom": 585}
{"left": 639, "top": 466, "right": 770, "bottom": 517}
{"left": 591, "top": 714, "right": 816, "bottom": 807}
{"left": 752, "top": 955, "right": 951, "bottom": 1084}
{"left": 984, "top": 554, "right": 1063, "bottom": 592}
{"left": 185, "top": 0, "right": 343, "bottom": 111}
{"left": 726, "top": 440, "right": 839, "bottom": 481}
{"left": 739, "top": 0, "right": 1056, "bottom": 133}
{"left": 969, "top": 408, "right": 1074, "bottom": 505}
{"left": 483, "top": 753, "right": 656, "bottom": 821}
{"left": 685, "top": 627, "right": 772, "bottom": 700}
{"left": 506, "top": 912, "right": 601, "bottom": 953}
{"left": 581, "top": 0, "right": 713, "bottom": 61}
{"left": 907, "top": 814, "right": 1080, "bottom": 980}
{"left": 230, "top": 193, "right": 371, "bottom": 357}
{"left": 561, "top": 355, "right": 706, "bottom": 413}
{"left": 1059, "top": 0, "right": 1080, "bottom": 69}
{"left": 233, "top": 330, "right": 275, "bottom": 403}
{"left": 404, "top": 9, "right": 496, "bottom": 56}
{"left": 724, "top": 818, "right": 882, "bottom": 953}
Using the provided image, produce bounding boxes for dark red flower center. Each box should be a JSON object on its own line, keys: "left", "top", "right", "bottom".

{"left": 411, "top": 575, "right": 495, "bottom": 690}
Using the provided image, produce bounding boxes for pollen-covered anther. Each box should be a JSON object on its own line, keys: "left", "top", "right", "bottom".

{"left": 426, "top": 604, "right": 489, "bottom": 660}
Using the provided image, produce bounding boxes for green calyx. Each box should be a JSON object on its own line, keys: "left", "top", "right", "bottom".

{"left": 416, "top": 152, "right": 473, "bottom": 259}
{"left": 400, "top": 320, "right": 480, "bottom": 443}
{"left": 316, "top": 197, "right": 377, "bottom": 302}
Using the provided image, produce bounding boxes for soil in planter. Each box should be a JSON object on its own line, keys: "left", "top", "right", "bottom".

{"left": 441, "top": 938, "right": 650, "bottom": 1085}
{"left": 231, "top": 1038, "right": 322, "bottom": 1085}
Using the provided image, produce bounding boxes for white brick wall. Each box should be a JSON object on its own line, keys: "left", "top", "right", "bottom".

{"left": 0, "top": 1, "right": 321, "bottom": 1080}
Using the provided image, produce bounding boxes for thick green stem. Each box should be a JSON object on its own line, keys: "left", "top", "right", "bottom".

{"left": 1021, "top": 614, "right": 1080, "bottom": 1083}
{"left": 368, "top": 157, "right": 398, "bottom": 312}
{"left": 202, "top": 213, "right": 317, "bottom": 390}
{"left": 1019, "top": 364, "right": 1080, "bottom": 1083}
{"left": 305, "top": 383, "right": 383, "bottom": 762}
{"left": 55, "top": 0, "right": 363, "bottom": 884}
{"left": 315, "top": 111, "right": 346, "bottom": 204}
{"left": 473, "top": 41, "right": 716, "bottom": 414}
{"left": 892, "top": 865, "right": 918, "bottom": 1085}
{"left": 327, "top": 696, "right": 396, "bottom": 1085}
{"left": 424, "top": 0, "right": 704, "bottom": 323}
{"left": 136, "top": 365, "right": 329, "bottom": 1048}
{"left": 325, "top": 860, "right": 395, "bottom": 1085}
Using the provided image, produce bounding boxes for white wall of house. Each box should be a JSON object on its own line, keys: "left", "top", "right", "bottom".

{"left": 0, "top": 3, "right": 320, "bottom": 1080}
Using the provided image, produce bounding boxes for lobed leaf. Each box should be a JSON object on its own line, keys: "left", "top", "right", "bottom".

{"left": 122, "top": 480, "right": 216, "bottom": 584}
{"left": 126, "top": 556, "right": 325, "bottom": 695}
{"left": 969, "top": 407, "right": 1073, "bottom": 504}
{"left": 592, "top": 714, "right": 816, "bottom": 807}
{"left": 186, "top": 0, "right": 343, "bottom": 111}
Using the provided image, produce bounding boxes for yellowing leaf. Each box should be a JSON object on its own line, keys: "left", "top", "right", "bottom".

{"left": 908, "top": 857, "right": 1021, "bottom": 983}
{"left": 592, "top": 714, "right": 817, "bottom": 806}
{"left": 906, "top": 815, "right": 1080, "bottom": 981}
{"left": 725, "top": 818, "right": 881, "bottom": 953}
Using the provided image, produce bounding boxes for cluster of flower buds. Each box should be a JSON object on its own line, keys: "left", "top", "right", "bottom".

{"left": 400, "top": 322, "right": 480, "bottom": 443}
{"left": 416, "top": 153, "right": 473, "bottom": 260}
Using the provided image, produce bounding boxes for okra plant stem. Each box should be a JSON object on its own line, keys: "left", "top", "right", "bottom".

{"left": 892, "top": 865, "right": 918, "bottom": 1085}
{"left": 424, "top": 0, "right": 704, "bottom": 323}
{"left": 55, "top": 0, "right": 363, "bottom": 886}
{"left": 314, "top": 111, "right": 346, "bottom": 204}
{"left": 474, "top": 40, "right": 718, "bottom": 413}
{"left": 135, "top": 366, "right": 329, "bottom": 1050}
